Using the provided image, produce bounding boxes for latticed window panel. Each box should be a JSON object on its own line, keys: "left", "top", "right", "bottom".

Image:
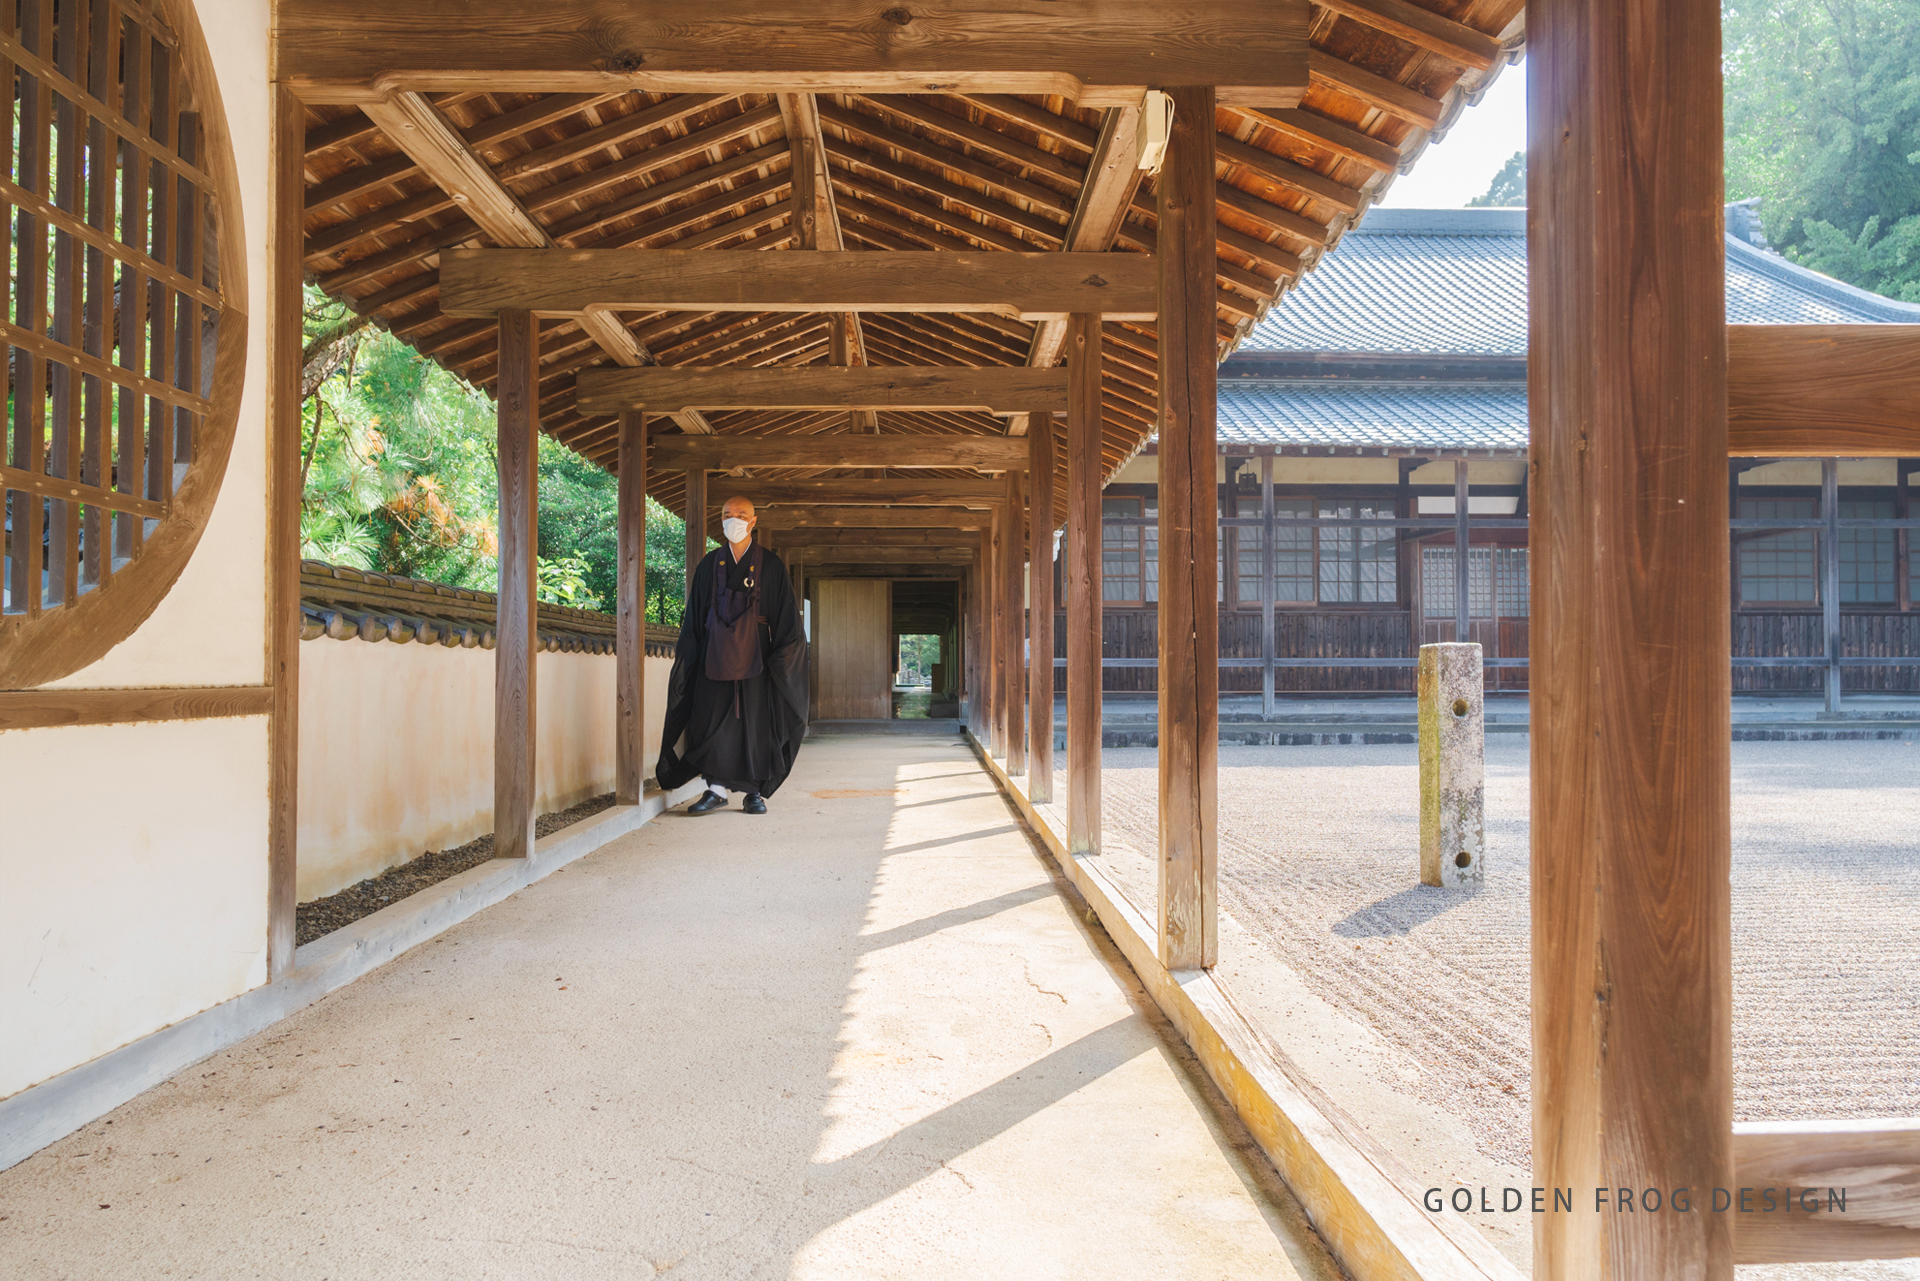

{"left": 1421, "top": 545, "right": 1528, "bottom": 621}
{"left": 1318, "top": 504, "right": 1396, "bottom": 604}
{"left": 1101, "top": 496, "right": 1144, "bottom": 604}
{"left": 1839, "top": 498, "right": 1896, "bottom": 605}
{"left": 0, "top": 0, "right": 237, "bottom": 686}
{"left": 1737, "top": 498, "right": 1819, "bottom": 605}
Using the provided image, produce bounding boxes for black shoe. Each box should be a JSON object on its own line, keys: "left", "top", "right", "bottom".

{"left": 685, "top": 792, "right": 729, "bottom": 815}
{"left": 742, "top": 792, "right": 767, "bottom": 815}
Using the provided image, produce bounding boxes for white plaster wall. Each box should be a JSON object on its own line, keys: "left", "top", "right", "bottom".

{"left": 0, "top": 0, "right": 274, "bottom": 1105}
{"left": 50, "top": 0, "right": 271, "bottom": 689}
{"left": 0, "top": 718, "right": 270, "bottom": 1100}
{"left": 296, "top": 642, "right": 677, "bottom": 902}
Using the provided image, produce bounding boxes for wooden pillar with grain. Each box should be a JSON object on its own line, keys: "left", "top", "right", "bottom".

{"left": 1260, "top": 453, "right": 1276, "bottom": 720}
{"left": 988, "top": 512, "right": 1007, "bottom": 757}
{"left": 684, "top": 467, "right": 708, "bottom": 593}
{"left": 1065, "top": 312, "right": 1103, "bottom": 856}
{"left": 1004, "top": 466, "right": 1027, "bottom": 775}
{"left": 1029, "top": 411, "right": 1058, "bottom": 802}
{"left": 494, "top": 309, "right": 540, "bottom": 859}
{"left": 978, "top": 527, "right": 998, "bottom": 749}
{"left": 1530, "top": 0, "right": 1734, "bottom": 1272}
{"left": 1821, "top": 457, "right": 1843, "bottom": 713}
{"left": 615, "top": 411, "right": 647, "bottom": 805}
{"left": 266, "top": 84, "right": 305, "bottom": 978}
{"left": 1155, "top": 85, "right": 1219, "bottom": 970}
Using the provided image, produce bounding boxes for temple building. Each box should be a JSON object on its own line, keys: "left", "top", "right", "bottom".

{"left": 1076, "top": 205, "right": 1920, "bottom": 703}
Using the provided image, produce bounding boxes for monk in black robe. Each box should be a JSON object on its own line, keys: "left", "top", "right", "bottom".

{"left": 656, "top": 496, "right": 809, "bottom": 814}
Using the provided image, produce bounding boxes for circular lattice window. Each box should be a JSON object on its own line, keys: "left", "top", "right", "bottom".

{"left": 0, "top": 0, "right": 244, "bottom": 687}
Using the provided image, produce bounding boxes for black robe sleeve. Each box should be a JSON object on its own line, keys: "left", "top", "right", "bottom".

{"left": 758, "top": 549, "right": 810, "bottom": 786}
{"left": 654, "top": 545, "right": 810, "bottom": 795}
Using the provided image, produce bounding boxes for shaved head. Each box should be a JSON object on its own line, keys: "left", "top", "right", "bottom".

{"left": 720, "top": 496, "right": 755, "bottom": 520}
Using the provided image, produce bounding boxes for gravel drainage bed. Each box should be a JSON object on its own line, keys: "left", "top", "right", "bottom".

{"left": 295, "top": 793, "right": 617, "bottom": 947}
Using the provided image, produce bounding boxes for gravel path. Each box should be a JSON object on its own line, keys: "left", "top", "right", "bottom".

{"left": 1069, "top": 740, "right": 1920, "bottom": 1171}
{"left": 294, "top": 793, "right": 617, "bottom": 946}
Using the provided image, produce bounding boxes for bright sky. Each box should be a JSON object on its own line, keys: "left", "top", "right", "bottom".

{"left": 1371, "top": 64, "right": 1526, "bottom": 208}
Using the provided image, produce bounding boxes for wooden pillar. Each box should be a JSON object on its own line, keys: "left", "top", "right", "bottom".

{"left": 979, "top": 528, "right": 998, "bottom": 749}
{"left": 1529, "top": 0, "right": 1733, "bottom": 1270}
{"left": 1897, "top": 461, "right": 1911, "bottom": 614}
{"left": 1260, "top": 452, "right": 1276, "bottom": 720}
{"left": 1155, "top": 85, "right": 1219, "bottom": 970}
{"left": 1029, "top": 411, "right": 1058, "bottom": 802}
{"left": 988, "top": 513, "right": 1007, "bottom": 757}
{"left": 1822, "top": 456, "right": 1843, "bottom": 713}
{"left": 1004, "top": 467, "right": 1027, "bottom": 775}
{"left": 1454, "top": 459, "right": 1471, "bottom": 642}
{"left": 684, "top": 467, "right": 707, "bottom": 593}
{"left": 495, "top": 309, "right": 540, "bottom": 859}
{"left": 266, "top": 84, "right": 304, "bottom": 979}
{"left": 1065, "top": 312, "right": 1103, "bottom": 856}
{"left": 615, "top": 411, "right": 647, "bottom": 805}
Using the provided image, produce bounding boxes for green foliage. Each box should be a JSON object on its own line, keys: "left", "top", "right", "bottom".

{"left": 1724, "top": 0, "right": 1920, "bottom": 300}
{"left": 1468, "top": 150, "right": 1526, "bottom": 207}
{"left": 536, "top": 554, "right": 603, "bottom": 610}
{"left": 299, "top": 285, "right": 696, "bottom": 623}
{"left": 897, "top": 634, "right": 941, "bottom": 686}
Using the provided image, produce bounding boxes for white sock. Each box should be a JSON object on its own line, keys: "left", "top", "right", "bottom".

{"left": 706, "top": 782, "right": 728, "bottom": 799}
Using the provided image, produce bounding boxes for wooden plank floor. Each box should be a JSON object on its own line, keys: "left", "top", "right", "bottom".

{"left": 0, "top": 737, "right": 1339, "bottom": 1280}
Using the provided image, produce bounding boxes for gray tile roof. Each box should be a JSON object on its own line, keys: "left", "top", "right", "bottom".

{"left": 1239, "top": 207, "right": 1920, "bottom": 357}
{"left": 1217, "top": 207, "right": 1920, "bottom": 451}
{"left": 1218, "top": 380, "right": 1528, "bottom": 454}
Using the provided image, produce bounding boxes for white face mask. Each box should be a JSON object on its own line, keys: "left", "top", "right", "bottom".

{"left": 721, "top": 517, "right": 751, "bottom": 545}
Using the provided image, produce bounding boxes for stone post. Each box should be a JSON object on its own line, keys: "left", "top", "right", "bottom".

{"left": 1419, "top": 642, "right": 1485, "bottom": 888}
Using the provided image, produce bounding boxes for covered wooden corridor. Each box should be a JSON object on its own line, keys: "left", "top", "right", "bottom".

{"left": 4, "top": 0, "right": 1917, "bottom": 1277}
{"left": 0, "top": 736, "right": 1342, "bottom": 1278}
{"left": 261, "top": 2, "right": 1920, "bottom": 1276}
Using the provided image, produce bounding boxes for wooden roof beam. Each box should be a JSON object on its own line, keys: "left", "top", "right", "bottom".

{"left": 652, "top": 436, "right": 1030, "bottom": 471}
{"left": 491, "top": 93, "right": 729, "bottom": 184}
{"left": 687, "top": 479, "right": 1003, "bottom": 505}
{"left": 1729, "top": 325, "right": 1920, "bottom": 456}
{"left": 356, "top": 92, "right": 722, "bottom": 436}
{"left": 1232, "top": 105, "right": 1402, "bottom": 175}
{"left": 578, "top": 365, "right": 1069, "bottom": 415}
{"left": 275, "top": 1, "right": 1311, "bottom": 108}
{"left": 853, "top": 94, "right": 1085, "bottom": 189}
{"left": 747, "top": 506, "right": 991, "bottom": 530}
{"left": 439, "top": 249, "right": 1160, "bottom": 320}
{"left": 1020, "top": 103, "right": 1146, "bottom": 434}
{"left": 1215, "top": 132, "right": 1364, "bottom": 215}
{"left": 525, "top": 104, "right": 785, "bottom": 217}
{"left": 545, "top": 141, "right": 788, "bottom": 245}
{"left": 820, "top": 100, "right": 1079, "bottom": 218}
{"left": 1312, "top": 0, "right": 1501, "bottom": 71}
{"left": 360, "top": 93, "right": 636, "bottom": 362}
{"left": 1307, "top": 50, "right": 1444, "bottom": 130}
{"left": 825, "top": 137, "right": 1068, "bottom": 247}
{"left": 832, "top": 180, "right": 1028, "bottom": 254}
{"left": 775, "top": 529, "right": 984, "bottom": 548}
{"left": 777, "top": 91, "right": 877, "bottom": 432}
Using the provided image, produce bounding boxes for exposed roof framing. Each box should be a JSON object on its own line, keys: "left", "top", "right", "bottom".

{"left": 294, "top": 0, "right": 1525, "bottom": 515}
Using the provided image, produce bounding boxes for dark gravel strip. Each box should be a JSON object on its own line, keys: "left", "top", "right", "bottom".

{"left": 294, "top": 793, "right": 618, "bottom": 947}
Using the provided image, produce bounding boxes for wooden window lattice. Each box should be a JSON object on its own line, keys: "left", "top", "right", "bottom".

{"left": 2, "top": 0, "right": 220, "bottom": 619}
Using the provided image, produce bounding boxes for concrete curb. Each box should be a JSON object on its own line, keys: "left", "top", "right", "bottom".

{"left": 0, "top": 780, "right": 706, "bottom": 1172}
